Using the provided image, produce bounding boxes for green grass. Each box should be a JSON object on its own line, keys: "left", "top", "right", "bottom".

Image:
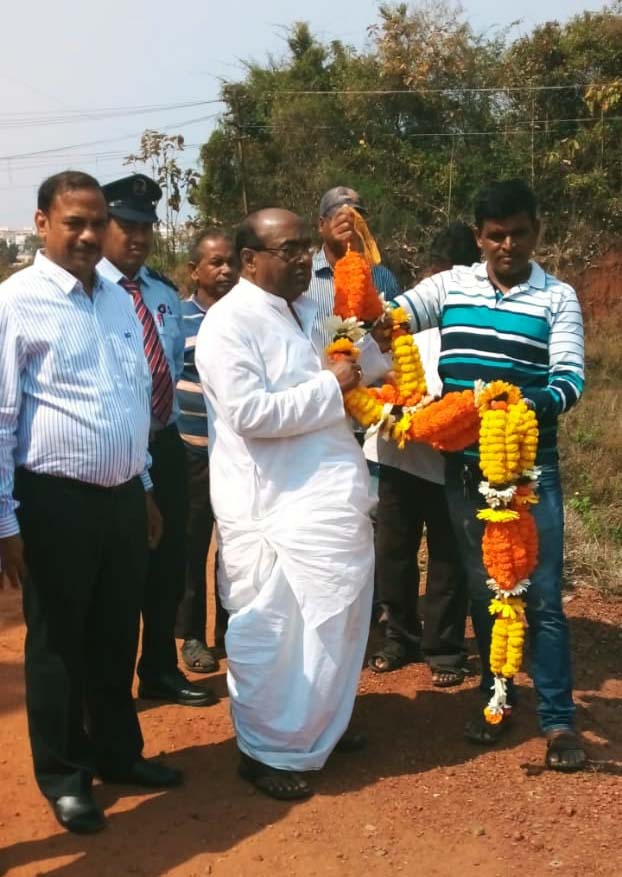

{"left": 559, "top": 312, "right": 622, "bottom": 594}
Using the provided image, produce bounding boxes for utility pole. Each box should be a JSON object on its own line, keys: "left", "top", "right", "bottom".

{"left": 447, "top": 135, "right": 456, "bottom": 219}
{"left": 232, "top": 96, "right": 248, "bottom": 215}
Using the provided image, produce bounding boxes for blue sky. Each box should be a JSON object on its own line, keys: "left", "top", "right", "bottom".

{"left": 0, "top": 0, "right": 609, "bottom": 225}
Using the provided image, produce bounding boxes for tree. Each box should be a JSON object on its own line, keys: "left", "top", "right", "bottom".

{"left": 194, "top": 4, "right": 622, "bottom": 282}
{"left": 124, "top": 130, "right": 200, "bottom": 271}
{"left": 0, "top": 240, "right": 18, "bottom": 265}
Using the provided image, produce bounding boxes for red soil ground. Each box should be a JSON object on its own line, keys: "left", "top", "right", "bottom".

{"left": 1, "top": 252, "right": 620, "bottom": 876}
{"left": 574, "top": 248, "right": 622, "bottom": 321}
{"left": 1, "top": 583, "right": 621, "bottom": 877}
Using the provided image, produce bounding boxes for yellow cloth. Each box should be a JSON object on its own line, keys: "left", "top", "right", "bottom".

{"left": 351, "top": 209, "right": 381, "bottom": 266}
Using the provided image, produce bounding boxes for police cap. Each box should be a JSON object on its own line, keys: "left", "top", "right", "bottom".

{"left": 102, "top": 173, "right": 162, "bottom": 223}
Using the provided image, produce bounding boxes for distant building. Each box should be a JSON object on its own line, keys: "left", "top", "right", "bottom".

{"left": 0, "top": 226, "right": 36, "bottom": 249}
{"left": 0, "top": 226, "right": 38, "bottom": 263}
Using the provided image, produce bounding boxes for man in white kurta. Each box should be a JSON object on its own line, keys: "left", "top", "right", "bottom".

{"left": 196, "top": 209, "right": 374, "bottom": 799}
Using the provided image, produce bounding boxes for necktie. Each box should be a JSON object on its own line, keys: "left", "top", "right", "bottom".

{"left": 121, "top": 277, "right": 174, "bottom": 427}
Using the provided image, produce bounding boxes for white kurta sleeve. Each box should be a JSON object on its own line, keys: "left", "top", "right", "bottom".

{"left": 197, "top": 322, "right": 347, "bottom": 440}
{"left": 356, "top": 333, "right": 391, "bottom": 384}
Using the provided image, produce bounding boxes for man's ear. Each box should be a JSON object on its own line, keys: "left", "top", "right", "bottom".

{"left": 34, "top": 209, "right": 48, "bottom": 242}
{"left": 239, "top": 248, "right": 256, "bottom": 274}
{"left": 188, "top": 262, "right": 199, "bottom": 284}
{"left": 473, "top": 223, "right": 483, "bottom": 250}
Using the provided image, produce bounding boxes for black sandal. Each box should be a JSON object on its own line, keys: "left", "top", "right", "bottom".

{"left": 545, "top": 731, "right": 587, "bottom": 772}
{"left": 431, "top": 667, "right": 466, "bottom": 688}
{"left": 181, "top": 639, "right": 219, "bottom": 674}
{"left": 464, "top": 710, "right": 512, "bottom": 745}
{"left": 368, "top": 640, "right": 417, "bottom": 673}
{"left": 238, "top": 754, "right": 313, "bottom": 801}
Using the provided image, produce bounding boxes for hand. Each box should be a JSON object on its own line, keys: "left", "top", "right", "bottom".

{"left": 325, "top": 207, "right": 363, "bottom": 255}
{"left": 371, "top": 313, "right": 393, "bottom": 353}
{"left": 327, "top": 359, "right": 362, "bottom": 393}
{"left": 0, "top": 534, "right": 26, "bottom": 589}
{"left": 145, "top": 492, "right": 163, "bottom": 550}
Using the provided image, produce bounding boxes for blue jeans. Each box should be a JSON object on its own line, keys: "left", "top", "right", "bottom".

{"left": 444, "top": 457, "right": 575, "bottom": 733}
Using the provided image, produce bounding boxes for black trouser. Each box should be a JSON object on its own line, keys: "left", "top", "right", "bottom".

{"left": 374, "top": 465, "right": 468, "bottom": 669}
{"left": 15, "top": 468, "right": 147, "bottom": 799}
{"left": 175, "top": 445, "right": 227, "bottom": 644}
{"left": 138, "top": 423, "right": 188, "bottom": 681}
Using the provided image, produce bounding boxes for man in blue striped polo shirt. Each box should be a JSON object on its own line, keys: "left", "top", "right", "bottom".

{"left": 394, "top": 180, "right": 586, "bottom": 772}
{"left": 176, "top": 230, "right": 237, "bottom": 673}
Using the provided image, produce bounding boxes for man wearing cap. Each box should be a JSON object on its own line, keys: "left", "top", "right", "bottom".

{"left": 99, "top": 173, "right": 216, "bottom": 708}
{"left": 305, "top": 186, "right": 401, "bottom": 360}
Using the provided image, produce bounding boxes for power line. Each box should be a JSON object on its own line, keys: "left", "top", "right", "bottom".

{"left": 0, "top": 99, "right": 223, "bottom": 130}
{"left": 274, "top": 82, "right": 619, "bottom": 96}
{"left": 237, "top": 114, "right": 622, "bottom": 138}
{"left": 0, "top": 115, "right": 218, "bottom": 163}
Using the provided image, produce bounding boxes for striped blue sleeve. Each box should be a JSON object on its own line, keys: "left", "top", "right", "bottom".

{"left": 526, "top": 285, "right": 584, "bottom": 418}
{"left": 171, "top": 293, "right": 185, "bottom": 383}
{"left": 0, "top": 299, "right": 24, "bottom": 537}
{"left": 392, "top": 275, "right": 446, "bottom": 333}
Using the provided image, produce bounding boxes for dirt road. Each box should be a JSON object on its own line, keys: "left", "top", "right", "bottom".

{"left": 1, "top": 586, "right": 620, "bottom": 877}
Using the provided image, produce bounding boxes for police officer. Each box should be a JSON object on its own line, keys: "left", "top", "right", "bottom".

{"left": 99, "top": 174, "right": 216, "bottom": 707}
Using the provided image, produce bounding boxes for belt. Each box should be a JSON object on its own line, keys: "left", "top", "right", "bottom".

{"left": 16, "top": 467, "right": 138, "bottom": 496}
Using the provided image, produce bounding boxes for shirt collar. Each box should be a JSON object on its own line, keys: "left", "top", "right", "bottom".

{"left": 97, "top": 256, "right": 148, "bottom": 287}
{"left": 312, "top": 247, "right": 332, "bottom": 276}
{"left": 474, "top": 259, "right": 546, "bottom": 292}
{"left": 189, "top": 294, "right": 208, "bottom": 313}
{"left": 238, "top": 276, "right": 318, "bottom": 334}
{"left": 34, "top": 249, "right": 103, "bottom": 296}
{"left": 97, "top": 256, "right": 124, "bottom": 285}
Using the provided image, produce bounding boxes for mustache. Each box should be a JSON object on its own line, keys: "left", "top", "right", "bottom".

{"left": 73, "top": 243, "right": 100, "bottom": 253}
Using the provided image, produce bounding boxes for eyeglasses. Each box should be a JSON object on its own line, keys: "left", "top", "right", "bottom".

{"left": 251, "top": 243, "right": 313, "bottom": 262}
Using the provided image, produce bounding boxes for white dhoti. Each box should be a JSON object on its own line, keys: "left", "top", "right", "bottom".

{"left": 225, "top": 556, "right": 373, "bottom": 771}
{"left": 196, "top": 277, "right": 376, "bottom": 772}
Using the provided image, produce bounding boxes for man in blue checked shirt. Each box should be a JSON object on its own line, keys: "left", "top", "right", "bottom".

{"left": 100, "top": 174, "right": 216, "bottom": 709}
{"left": 0, "top": 171, "right": 180, "bottom": 834}
{"left": 304, "top": 186, "right": 401, "bottom": 357}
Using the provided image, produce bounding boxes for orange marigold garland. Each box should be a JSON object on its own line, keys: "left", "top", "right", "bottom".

{"left": 324, "top": 236, "right": 540, "bottom": 728}
{"left": 408, "top": 390, "right": 480, "bottom": 451}
{"left": 333, "top": 248, "right": 384, "bottom": 323}
{"left": 474, "top": 380, "right": 540, "bottom": 723}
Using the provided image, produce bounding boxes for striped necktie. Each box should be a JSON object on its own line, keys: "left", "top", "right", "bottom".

{"left": 121, "top": 277, "right": 174, "bottom": 427}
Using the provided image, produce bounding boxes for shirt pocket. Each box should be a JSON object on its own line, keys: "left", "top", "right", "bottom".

{"left": 154, "top": 320, "right": 177, "bottom": 370}
{"left": 108, "top": 330, "right": 151, "bottom": 391}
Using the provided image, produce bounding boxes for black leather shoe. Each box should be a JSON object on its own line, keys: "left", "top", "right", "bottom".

{"left": 49, "top": 793, "right": 106, "bottom": 834}
{"left": 138, "top": 670, "right": 218, "bottom": 707}
{"left": 101, "top": 757, "right": 183, "bottom": 788}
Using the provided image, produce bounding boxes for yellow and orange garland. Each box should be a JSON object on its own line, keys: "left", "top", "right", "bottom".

{"left": 326, "top": 238, "right": 540, "bottom": 725}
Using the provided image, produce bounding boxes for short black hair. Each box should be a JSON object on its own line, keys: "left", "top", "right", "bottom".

{"left": 234, "top": 212, "right": 266, "bottom": 258}
{"left": 474, "top": 179, "right": 538, "bottom": 229}
{"left": 190, "top": 227, "right": 232, "bottom": 263}
{"left": 37, "top": 170, "right": 102, "bottom": 213}
{"left": 430, "top": 222, "right": 480, "bottom": 268}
